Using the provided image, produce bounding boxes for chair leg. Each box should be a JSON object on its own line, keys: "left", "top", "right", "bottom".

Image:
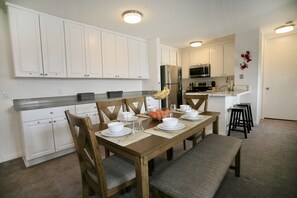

{"left": 202, "top": 128, "right": 206, "bottom": 138}
{"left": 149, "top": 159, "right": 155, "bottom": 176}
{"left": 105, "top": 148, "right": 110, "bottom": 158}
{"left": 167, "top": 148, "right": 173, "bottom": 161}
{"left": 183, "top": 140, "right": 187, "bottom": 150}
{"left": 242, "top": 111, "right": 248, "bottom": 139}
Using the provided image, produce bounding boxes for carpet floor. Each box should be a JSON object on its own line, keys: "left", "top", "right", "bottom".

{"left": 0, "top": 119, "right": 296, "bottom": 198}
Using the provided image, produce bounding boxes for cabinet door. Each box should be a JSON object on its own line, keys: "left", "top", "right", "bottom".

{"left": 161, "top": 46, "right": 170, "bottom": 65}
{"left": 223, "top": 43, "right": 235, "bottom": 76}
{"left": 53, "top": 116, "right": 74, "bottom": 151}
{"left": 116, "top": 35, "right": 129, "bottom": 78}
{"left": 198, "top": 47, "right": 210, "bottom": 64}
{"left": 181, "top": 51, "right": 190, "bottom": 79}
{"left": 85, "top": 27, "right": 103, "bottom": 78}
{"left": 169, "top": 49, "right": 177, "bottom": 66}
{"left": 189, "top": 49, "right": 199, "bottom": 65}
{"left": 7, "top": 6, "right": 43, "bottom": 77}
{"left": 139, "top": 41, "right": 149, "bottom": 79}
{"left": 102, "top": 31, "right": 117, "bottom": 78}
{"left": 39, "top": 15, "right": 67, "bottom": 78}
{"left": 65, "top": 22, "right": 86, "bottom": 78}
{"left": 210, "top": 45, "right": 224, "bottom": 77}
{"left": 23, "top": 119, "right": 55, "bottom": 160}
{"left": 128, "top": 38, "right": 140, "bottom": 78}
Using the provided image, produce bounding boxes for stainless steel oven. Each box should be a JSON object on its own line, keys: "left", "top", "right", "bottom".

{"left": 189, "top": 64, "right": 210, "bottom": 78}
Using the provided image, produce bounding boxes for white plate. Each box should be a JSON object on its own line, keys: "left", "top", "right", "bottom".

{"left": 101, "top": 127, "right": 132, "bottom": 137}
{"left": 119, "top": 116, "right": 139, "bottom": 122}
{"left": 157, "top": 123, "right": 186, "bottom": 131}
{"left": 181, "top": 115, "right": 202, "bottom": 121}
{"left": 176, "top": 108, "right": 191, "bottom": 113}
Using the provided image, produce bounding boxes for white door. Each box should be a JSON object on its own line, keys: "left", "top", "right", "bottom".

{"left": 7, "top": 6, "right": 43, "bottom": 77}
{"left": 84, "top": 27, "right": 103, "bottom": 78}
{"left": 39, "top": 15, "right": 67, "bottom": 78}
{"left": 23, "top": 119, "right": 55, "bottom": 160}
{"left": 116, "top": 35, "right": 129, "bottom": 78}
{"left": 65, "top": 22, "right": 86, "bottom": 78}
{"left": 128, "top": 38, "right": 140, "bottom": 78}
{"left": 102, "top": 31, "right": 117, "bottom": 78}
{"left": 263, "top": 33, "right": 297, "bottom": 121}
{"left": 53, "top": 116, "right": 74, "bottom": 151}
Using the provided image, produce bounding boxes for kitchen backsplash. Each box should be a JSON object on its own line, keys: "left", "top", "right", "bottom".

{"left": 182, "top": 76, "right": 234, "bottom": 91}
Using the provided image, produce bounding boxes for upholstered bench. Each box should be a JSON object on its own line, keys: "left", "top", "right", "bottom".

{"left": 150, "top": 134, "right": 242, "bottom": 198}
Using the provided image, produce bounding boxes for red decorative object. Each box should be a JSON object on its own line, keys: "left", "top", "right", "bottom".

{"left": 241, "top": 51, "right": 252, "bottom": 62}
{"left": 240, "top": 50, "right": 252, "bottom": 70}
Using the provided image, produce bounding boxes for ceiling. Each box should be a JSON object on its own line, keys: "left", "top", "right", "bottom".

{"left": 5, "top": 0, "right": 297, "bottom": 49}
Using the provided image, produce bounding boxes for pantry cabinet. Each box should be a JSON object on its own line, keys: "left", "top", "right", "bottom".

{"left": 7, "top": 6, "right": 43, "bottom": 77}
{"left": 19, "top": 106, "right": 75, "bottom": 167}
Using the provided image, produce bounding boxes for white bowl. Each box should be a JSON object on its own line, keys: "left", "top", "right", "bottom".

{"left": 180, "top": 105, "right": 191, "bottom": 111}
{"left": 162, "top": 118, "right": 178, "bottom": 128}
{"left": 108, "top": 122, "right": 124, "bottom": 134}
{"left": 186, "top": 110, "right": 198, "bottom": 118}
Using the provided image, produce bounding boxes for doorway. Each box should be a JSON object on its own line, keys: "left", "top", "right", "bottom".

{"left": 262, "top": 32, "right": 297, "bottom": 121}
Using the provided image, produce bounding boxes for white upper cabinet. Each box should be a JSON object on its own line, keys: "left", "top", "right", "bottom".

{"left": 189, "top": 49, "right": 199, "bottom": 66}
{"left": 161, "top": 45, "right": 178, "bottom": 66}
{"left": 128, "top": 39, "right": 149, "bottom": 79}
{"left": 84, "top": 27, "right": 103, "bottom": 78}
{"left": 64, "top": 22, "right": 86, "bottom": 78}
{"left": 139, "top": 41, "right": 149, "bottom": 79}
{"left": 116, "top": 35, "right": 129, "bottom": 78}
{"left": 197, "top": 47, "right": 210, "bottom": 64}
{"left": 101, "top": 31, "right": 129, "bottom": 78}
{"left": 39, "top": 15, "right": 67, "bottom": 78}
{"left": 181, "top": 50, "right": 190, "bottom": 79}
{"left": 210, "top": 45, "right": 224, "bottom": 77}
{"left": 223, "top": 42, "right": 235, "bottom": 76}
{"left": 8, "top": 6, "right": 43, "bottom": 77}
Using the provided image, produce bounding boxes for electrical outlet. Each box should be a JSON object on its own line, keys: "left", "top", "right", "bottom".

{"left": 239, "top": 74, "right": 244, "bottom": 79}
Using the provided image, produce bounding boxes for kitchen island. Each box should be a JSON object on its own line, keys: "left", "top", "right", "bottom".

{"left": 185, "top": 89, "right": 250, "bottom": 135}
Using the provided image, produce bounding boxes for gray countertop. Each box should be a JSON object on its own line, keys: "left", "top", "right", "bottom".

{"left": 185, "top": 90, "right": 251, "bottom": 97}
{"left": 13, "top": 91, "right": 157, "bottom": 111}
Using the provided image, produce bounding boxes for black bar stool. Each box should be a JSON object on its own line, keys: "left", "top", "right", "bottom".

{"left": 234, "top": 105, "right": 251, "bottom": 131}
{"left": 237, "top": 103, "right": 254, "bottom": 127}
{"left": 228, "top": 106, "right": 250, "bottom": 139}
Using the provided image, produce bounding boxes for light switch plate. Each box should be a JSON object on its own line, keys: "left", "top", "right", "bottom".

{"left": 239, "top": 74, "right": 244, "bottom": 79}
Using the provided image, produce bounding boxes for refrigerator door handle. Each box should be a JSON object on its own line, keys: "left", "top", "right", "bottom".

{"left": 167, "top": 69, "right": 171, "bottom": 85}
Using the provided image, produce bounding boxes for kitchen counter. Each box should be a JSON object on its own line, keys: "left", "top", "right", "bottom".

{"left": 186, "top": 89, "right": 250, "bottom": 97}
{"left": 13, "top": 91, "right": 157, "bottom": 111}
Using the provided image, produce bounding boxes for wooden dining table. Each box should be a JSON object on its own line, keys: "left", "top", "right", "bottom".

{"left": 93, "top": 111, "right": 220, "bottom": 198}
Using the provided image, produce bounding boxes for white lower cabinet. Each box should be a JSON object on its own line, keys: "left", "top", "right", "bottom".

{"left": 19, "top": 106, "right": 75, "bottom": 167}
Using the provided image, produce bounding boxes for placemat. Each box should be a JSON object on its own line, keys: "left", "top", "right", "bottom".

{"left": 144, "top": 115, "right": 211, "bottom": 139}
{"left": 95, "top": 130, "right": 151, "bottom": 147}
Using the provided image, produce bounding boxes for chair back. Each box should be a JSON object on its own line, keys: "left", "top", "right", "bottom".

{"left": 184, "top": 94, "right": 208, "bottom": 112}
{"left": 96, "top": 99, "right": 125, "bottom": 123}
{"left": 125, "top": 96, "right": 147, "bottom": 114}
{"left": 65, "top": 110, "right": 107, "bottom": 197}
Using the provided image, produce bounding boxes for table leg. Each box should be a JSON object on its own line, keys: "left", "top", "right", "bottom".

{"left": 135, "top": 157, "right": 149, "bottom": 198}
{"left": 213, "top": 115, "right": 219, "bottom": 134}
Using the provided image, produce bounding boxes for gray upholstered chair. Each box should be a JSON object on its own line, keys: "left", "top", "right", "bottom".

{"left": 65, "top": 110, "right": 136, "bottom": 198}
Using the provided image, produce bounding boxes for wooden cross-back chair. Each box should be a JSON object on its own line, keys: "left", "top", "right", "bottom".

{"left": 96, "top": 99, "right": 125, "bottom": 123}
{"left": 125, "top": 96, "right": 147, "bottom": 115}
{"left": 183, "top": 94, "right": 209, "bottom": 149}
{"left": 65, "top": 110, "right": 136, "bottom": 198}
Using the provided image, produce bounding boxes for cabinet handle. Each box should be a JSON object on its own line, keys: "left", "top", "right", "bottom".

{"left": 55, "top": 73, "right": 58, "bottom": 76}
{"left": 50, "top": 112, "right": 53, "bottom": 114}
{"left": 87, "top": 74, "right": 90, "bottom": 77}
{"left": 49, "top": 121, "right": 52, "bottom": 123}
{"left": 37, "top": 121, "right": 40, "bottom": 124}
{"left": 44, "top": 73, "right": 48, "bottom": 76}
{"left": 29, "top": 73, "right": 32, "bottom": 75}
{"left": 53, "top": 120, "right": 56, "bottom": 123}
{"left": 40, "top": 73, "right": 43, "bottom": 76}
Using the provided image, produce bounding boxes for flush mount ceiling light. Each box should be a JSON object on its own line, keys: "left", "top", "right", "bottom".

{"left": 275, "top": 21, "right": 295, "bottom": 34}
{"left": 122, "top": 10, "right": 143, "bottom": 24}
{"left": 190, "top": 41, "right": 202, "bottom": 47}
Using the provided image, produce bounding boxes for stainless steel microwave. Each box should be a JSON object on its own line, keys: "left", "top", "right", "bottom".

{"left": 189, "top": 64, "right": 211, "bottom": 78}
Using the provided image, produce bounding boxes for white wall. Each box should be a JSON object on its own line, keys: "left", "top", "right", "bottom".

{"left": 235, "top": 29, "right": 261, "bottom": 124}
{"left": 0, "top": 5, "right": 143, "bottom": 163}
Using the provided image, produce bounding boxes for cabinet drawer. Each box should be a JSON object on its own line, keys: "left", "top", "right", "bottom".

{"left": 21, "top": 105, "right": 75, "bottom": 122}
{"left": 75, "top": 103, "right": 97, "bottom": 114}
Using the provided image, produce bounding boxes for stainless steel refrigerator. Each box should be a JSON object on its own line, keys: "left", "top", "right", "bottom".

{"left": 160, "top": 65, "right": 183, "bottom": 108}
